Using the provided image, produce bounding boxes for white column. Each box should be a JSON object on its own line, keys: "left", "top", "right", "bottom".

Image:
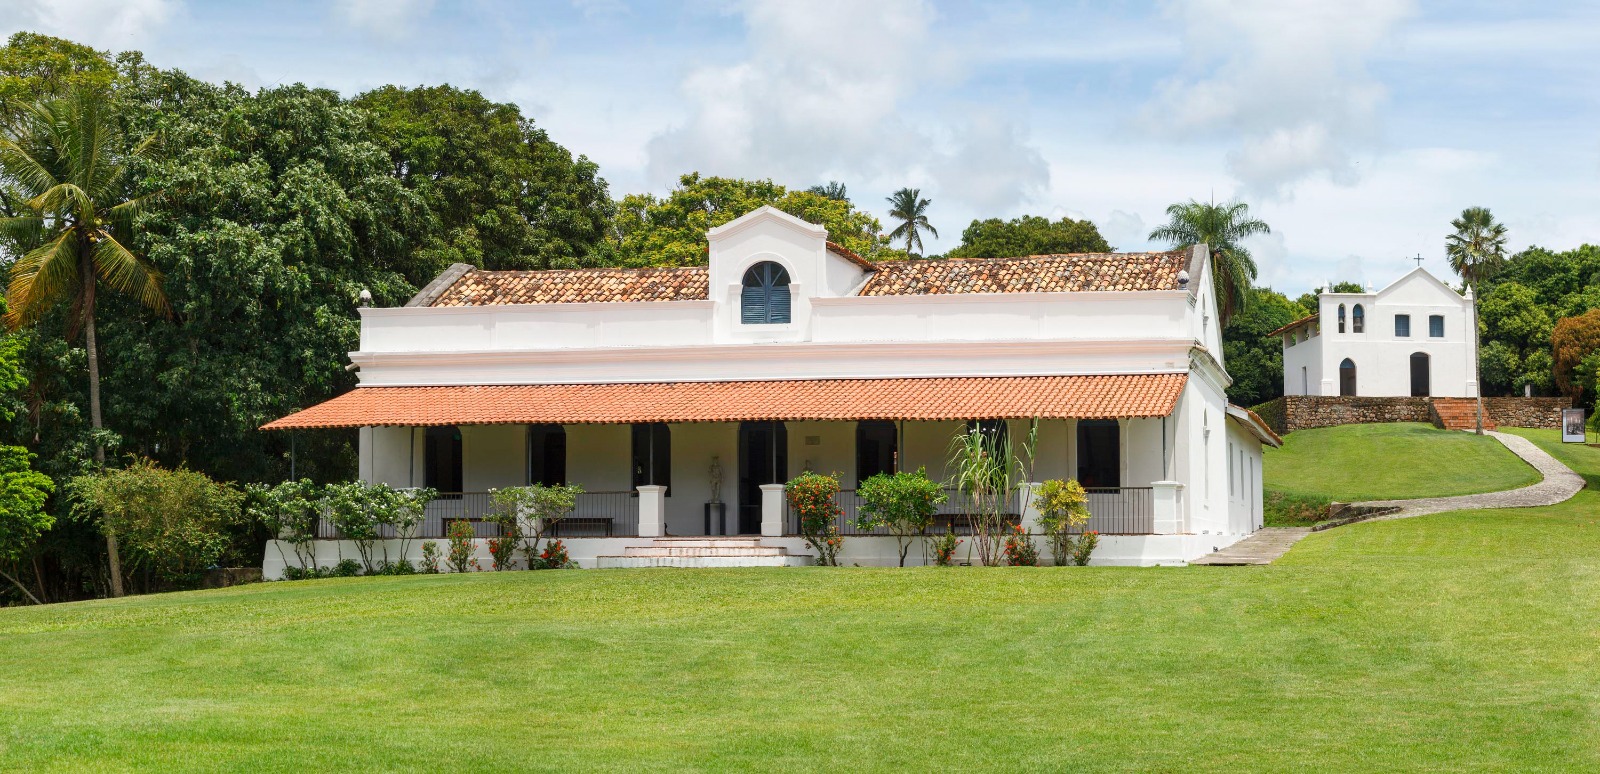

{"left": 759, "top": 483, "right": 786, "bottom": 538}
{"left": 1151, "top": 481, "right": 1184, "bottom": 534}
{"left": 1017, "top": 482, "right": 1042, "bottom": 534}
{"left": 636, "top": 485, "right": 666, "bottom": 538}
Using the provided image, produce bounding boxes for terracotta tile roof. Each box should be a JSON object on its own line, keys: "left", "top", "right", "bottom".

{"left": 1266, "top": 313, "right": 1319, "bottom": 337}
{"left": 1227, "top": 404, "right": 1284, "bottom": 448}
{"left": 262, "top": 374, "right": 1188, "bottom": 429}
{"left": 431, "top": 266, "right": 709, "bottom": 306}
{"left": 859, "top": 251, "right": 1189, "bottom": 296}
{"left": 825, "top": 241, "right": 876, "bottom": 270}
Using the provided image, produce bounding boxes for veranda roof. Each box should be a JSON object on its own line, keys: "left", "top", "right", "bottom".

{"left": 261, "top": 374, "right": 1188, "bottom": 430}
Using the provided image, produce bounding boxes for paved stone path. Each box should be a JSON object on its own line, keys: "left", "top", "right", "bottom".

{"left": 1191, "top": 430, "right": 1586, "bottom": 566}
{"left": 1190, "top": 528, "right": 1313, "bottom": 565}
{"left": 1360, "top": 430, "right": 1585, "bottom": 521}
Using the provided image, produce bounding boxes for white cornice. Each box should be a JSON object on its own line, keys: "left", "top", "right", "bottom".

{"left": 810, "top": 289, "right": 1191, "bottom": 306}
{"left": 361, "top": 299, "right": 715, "bottom": 317}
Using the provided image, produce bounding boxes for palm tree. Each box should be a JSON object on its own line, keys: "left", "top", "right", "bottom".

{"left": 0, "top": 88, "right": 167, "bottom": 597}
{"left": 886, "top": 188, "right": 937, "bottom": 257}
{"left": 806, "top": 181, "right": 848, "bottom": 202}
{"left": 1148, "top": 198, "right": 1270, "bottom": 326}
{"left": 1445, "top": 206, "right": 1508, "bottom": 290}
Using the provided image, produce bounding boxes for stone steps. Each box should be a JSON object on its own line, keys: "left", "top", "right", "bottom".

{"left": 596, "top": 538, "right": 812, "bottom": 569}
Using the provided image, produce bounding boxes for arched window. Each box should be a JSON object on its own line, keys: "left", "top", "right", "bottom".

{"left": 1337, "top": 304, "right": 1346, "bottom": 333}
{"left": 1339, "top": 358, "right": 1357, "bottom": 396}
{"left": 1352, "top": 304, "right": 1365, "bottom": 333}
{"left": 741, "top": 261, "right": 791, "bottom": 324}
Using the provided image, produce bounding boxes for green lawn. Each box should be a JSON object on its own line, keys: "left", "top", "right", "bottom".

{"left": 2, "top": 434, "right": 1597, "bottom": 771}
{"left": 1264, "top": 422, "right": 1540, "bottom": 502}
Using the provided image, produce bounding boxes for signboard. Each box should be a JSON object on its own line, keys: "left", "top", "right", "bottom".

{"left": 1563, "top": 408, "right": 1588, "bottom": 443}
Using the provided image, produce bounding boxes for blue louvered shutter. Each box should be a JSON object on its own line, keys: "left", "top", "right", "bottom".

{"left": 768, "top": 284, "right": 790, "bottom": 323}
{"left": 741, "top": 262, "right": 791, "bottom": 324}
{"left": 741, "top": 283, "right": 767, "bottom": 324}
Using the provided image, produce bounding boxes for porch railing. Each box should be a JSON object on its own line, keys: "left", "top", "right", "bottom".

{"left": 787, "top": 486, "right": 1155, "bottom": 537}
{"left": 314, "top": 489, "right": 639, "bottom": 539}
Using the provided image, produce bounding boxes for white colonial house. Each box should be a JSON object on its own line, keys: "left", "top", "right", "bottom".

{"left": 263, "top": 206, "right": 1278, "bottom": 572}
{"left": 1275, "top": 268, "right": 1479, "bottom": 398}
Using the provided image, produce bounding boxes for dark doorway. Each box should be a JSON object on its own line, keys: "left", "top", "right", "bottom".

{"left": 1410, "top": 352, "right": 1430, "bottom": 397}
{"left": 424, "top": 425, "right": 463, "bottom": 494}
{"left": 738, "top": 421, "right": 787, "bottom": 534}
{"left": 855, "top": 420, "right": 897, "bottom": 485}
{"left": 527, "top": 424, "right": 566, "bottom": 486}
{"left": 1339, "top": 358, "right": 1357, "bottom": 396}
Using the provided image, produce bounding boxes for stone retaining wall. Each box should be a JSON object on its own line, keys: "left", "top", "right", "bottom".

{"left": 1484, "top": 397, "right": 1572, "bottom": 429}
{"left": 1249, "top": 395, "right": 1572, "bottom": 434}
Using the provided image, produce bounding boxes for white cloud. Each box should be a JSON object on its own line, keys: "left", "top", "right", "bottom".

{"left": 1147, "top": 0, "right": 1416, "bottom": 198}
{"left": 645, "top": 0, "right": 1049, "bottom": 216}
{"left": 0, "top": 0, "right": 176, "bottom": 49}
{"left": 332, "top": 0, "right": 435, "bottom": 40}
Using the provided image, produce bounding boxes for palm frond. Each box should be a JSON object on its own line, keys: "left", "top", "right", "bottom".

{"left": 0, "top": 135, "right": 61, "bottom": 201}
{"left": 4, "top": 228, "right": 80, "bottom": 329}
{"left": 28, "top": 182, "right": 96, "bottom": 224}
{"left": 90, "top": 232, "right": 169, "bottom": 316}
{"left": 0, "top": 215, "right": 45, "bottom": 248}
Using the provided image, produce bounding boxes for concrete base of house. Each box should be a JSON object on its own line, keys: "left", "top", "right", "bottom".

{"left": 262, "top": 531, "right": 1252, "bottom": 579}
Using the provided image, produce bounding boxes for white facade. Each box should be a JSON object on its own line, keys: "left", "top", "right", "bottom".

{"left": 269, "top": 207, "right": 1280, "bottom": 574}
{"left": 1281, "top": 268, "right": 1478, "bottom": 398}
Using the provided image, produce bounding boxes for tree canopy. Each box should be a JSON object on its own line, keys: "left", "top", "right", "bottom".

{"left": 944, "top": 215, "right": 1111, "bottom": 259}
{"left": 610, "top": 173, "right": 894, "bottom": 267}
{"left": 1222, "top": 288, "right": 1310, "bottom": 407}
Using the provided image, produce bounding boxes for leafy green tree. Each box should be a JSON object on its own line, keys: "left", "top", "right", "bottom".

{"left": 611, "top": 173, "right": 892, "bottom": 267}
{"left": 354, "top": 84, "right": 615, "bottom": 272}
{"left": 0, "top": 444, "right": 53, "bottom": 604}
{"left": 855, "top": 468, "right": 946, "bottom": 566}
{"left": 806, "top": 181, "right": 848, "bottom": 202}
{"left": 945, "top": 215, "right": 1111, "bottom": 259}
{"left": 1553, "top": 309, "right": 1600, "bottom": 403}
{"left": 0, "top": 87, "right": 168, "bottom": 596}
{"left": 1222, "top": 288, "right": 1310, "bottom": 406}
{"left": 68, "top": 458, "right": 243, "bottom": 590}
{"left": 1148, "top": 199, "right": 1270, "bottom": 326}
{"left": 0, "top": 33, "right": 116, "bottom": 127}
{"left": 1445, "top": 206, "right": 1508, "bottom": 290}
{"left": 886, "top": 187, "right": 937, "bottom": 257}
{"left": 1477, "top": 281, "right": 1555, "bottom": 395}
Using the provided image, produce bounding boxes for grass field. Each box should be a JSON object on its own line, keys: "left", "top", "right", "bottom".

{"left": 1263, "top": 422, "right": 1540, "bottom": 502}
{"left": 1, "top": 430, "right": 1595, "bottom": 771}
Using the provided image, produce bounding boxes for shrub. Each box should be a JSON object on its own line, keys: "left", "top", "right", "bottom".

{"left": 485, "top": 535, "right": 518, "bottom": 571}
{"left": 1034, "top": 479, "right": 1090, "bottom": 566}
{"left": 69, "top": 459, "right": 244, "bottom": 589}
{"left": 1002, "top": 524, "right": 1038, "bottom": 566}
{"left": 245, "top": 479, "right": 320, "bottom": 574}
{"left": 786, "top": 472, "right": 843, "bottom": 566}
{"left": 490, "top": 484, "right": 582, "bottom": 570}
{"left": 446, "top": 520, "right": 476, "bottom": 573}
{"left": 323, "top": 482, "right": 437, "bottom": 573}
{"left": 376, "top": 559, "right": 415, "bottom": 575}
{"left": 532, "top": 538, "right": 576, "bottom": 569}
{"left": 329, "top": 559, "right": 363, "bottom": 577}
{"left": 419, "top": 541, "right": 442, "bottom": 574}
{"left": 1264, "top": 490, "right": 1331, "bottom": 527}
{"left": 931, "top": 532, "right": 962, "bottom": 566}
{"left": 1068, "top": 531, "right": 1099, "bottom": 566}
{"left": 855, "top": 468, "right": 947, "bottom": 567}
{"left": 946, "top": 422, "right": 1036, "bottom": 566}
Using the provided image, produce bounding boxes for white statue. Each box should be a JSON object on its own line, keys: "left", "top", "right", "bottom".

{"left": 709, "top": 456, "right": 723, "bottom": 504}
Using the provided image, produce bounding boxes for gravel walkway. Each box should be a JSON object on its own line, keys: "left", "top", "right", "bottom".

{"left": 1360, "top": 430, "right": 1585, "bottom": 521}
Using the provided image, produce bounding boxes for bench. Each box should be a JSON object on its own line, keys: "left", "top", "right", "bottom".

{"left": 547, "top": 517, "right": 615, "bottom": 537}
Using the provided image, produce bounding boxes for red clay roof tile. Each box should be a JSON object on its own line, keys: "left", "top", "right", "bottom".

{"left": 262, "top": 374, "right": 1188, "bottom": 429}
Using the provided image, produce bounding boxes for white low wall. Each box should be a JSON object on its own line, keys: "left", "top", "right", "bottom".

{"left": 262, "top": 531, "right": 1252, "bottom": 579}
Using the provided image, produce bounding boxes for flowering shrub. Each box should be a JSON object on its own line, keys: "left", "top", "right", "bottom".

{"left": 419, "top": 541, "right": 442, "bottom": 574}
{"left": 1002, "top": 523, "right": 1038, "bottom": 566}
{"left": 1069, "top": 530, "right": 1099, "bottom": 567}
{"left": 532, "top": 538, "right": 576, "bottom": 569}
{"left": 445, "top": 520, "right": 476, "bottom": 573}
{"left": 931, "top": 532, "right": 962, "bottom": 566}
{"left": 491, "top": 484, "right": 582, "bottom": 571}
{"left": 1034, "top": 479, "right": 1090, "bottom": 566}
{"left": 786, "top": 472, "right": 843, "bottom": 566}
{"left": 485, "top": 535, "right": 518, "bottom": 570}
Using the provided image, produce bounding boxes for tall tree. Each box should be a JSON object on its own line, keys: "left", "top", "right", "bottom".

{"left": 946, "top": 214, "right": 1111, "bottom": 259}
{"left": 0, "top": 87, "right": 167, "bottom": 596}
{"left": 1445, "top": 206, "right": 1508, "bottom": 290}
{"left": 354, "top": 85, "right": 615, "bottom": 272}
{"left": 806, "top": 181, "right": 848, "bottom": 202}
{"left": 1222, "top": 287, "right": 1311, "bottom": 407}
{"left": 886, "top": 188, "right": 936, "bottom": 257}
{"left": 611, "top": 173, "right": 893, "bottom": 267}
{"left": 1148, "top": 199, "right": 1269, "bottom": 326}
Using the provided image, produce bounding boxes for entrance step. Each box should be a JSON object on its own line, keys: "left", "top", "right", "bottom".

{"left": 1430, "top": 398, "right": 1497, "bottom": 431}
{"left": 595, "top": 537, "right": 813, "bottom": 569}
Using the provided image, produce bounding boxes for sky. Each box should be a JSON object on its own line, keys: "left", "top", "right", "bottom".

{"left": 4, "top": 0, "right": 1599, "bottom": 295}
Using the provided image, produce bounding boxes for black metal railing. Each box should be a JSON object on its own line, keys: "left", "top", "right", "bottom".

{"left": 314, "top": 489, "right": 639, "bottom": 539}
{"left": 1076, "top": 487, "right": 1154, "bottom": 534}
{"left": 790, "top": 487, "right": 1024, "bottom": 537}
